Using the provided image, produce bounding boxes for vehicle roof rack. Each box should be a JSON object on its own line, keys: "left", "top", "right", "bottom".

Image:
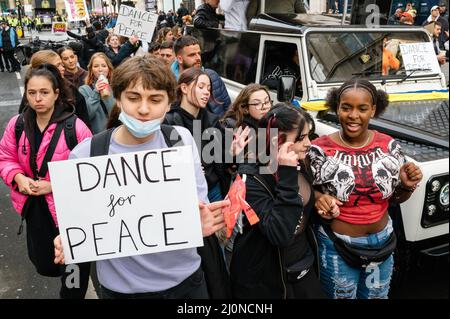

{"left": 248, "top": 13, "right": 427, "bottom": 34}
{"left": 248, "top": 13, "right": 349, "bottom": 33}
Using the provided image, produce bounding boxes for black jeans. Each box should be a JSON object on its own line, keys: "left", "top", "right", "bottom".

{"left": 99, "top": 267, "right": 209, "bottom": 299}
{"left": 59, "top": 262, "right": 91, "bottom": 299}
{"left": 0, "top": 50, "right": 10, "bottom": 70}
{"left": 3, "top": 49, "right": 20, "bottom": 71}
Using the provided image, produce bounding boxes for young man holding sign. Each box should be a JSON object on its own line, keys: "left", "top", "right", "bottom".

{"left": 53, "top": 56, "right": 229, "bottom": 299}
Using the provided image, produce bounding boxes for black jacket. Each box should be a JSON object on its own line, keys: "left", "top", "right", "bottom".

{"left": 104, "top": 41, "right": 138, "bottom": 67}
{"left": 230, "top": 164, "right": 315, "bottom": 298}
{"left": 67, "top": 28, "right": 105, "bottom": 69}
{"left": 194, "top": 4, "right": 222, "bottom": 29}
{"left": 164, "top": 104, "right": 226, "bottom": 193}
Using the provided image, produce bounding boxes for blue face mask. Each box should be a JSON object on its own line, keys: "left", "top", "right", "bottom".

{"left": 118, "top": 110, "right": 162, "bottom": 138}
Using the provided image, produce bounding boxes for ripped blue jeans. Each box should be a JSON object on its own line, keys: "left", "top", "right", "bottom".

{"left": 316, "top": 219, "right": 394, "bottom": 299}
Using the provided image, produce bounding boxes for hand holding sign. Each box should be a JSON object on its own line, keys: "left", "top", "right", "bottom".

{"left": 199, "top": 200, "right": 229, "bottom": 237}
{"left": 49, "top": 146, "right": 204, "bottom": 264}
{"left": 53, "top": 199, "right": 231, "bottom": 264}
{"left": 54, "top": 235, "right": 65, "bottom": 265}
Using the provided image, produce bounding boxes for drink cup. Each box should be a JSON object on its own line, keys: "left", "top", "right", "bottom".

{"left": 98, "top": 74, "right": 110, "bottom": 98}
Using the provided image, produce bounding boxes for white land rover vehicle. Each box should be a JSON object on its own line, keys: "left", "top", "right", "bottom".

{"left": 187, "top": 13, "right": 449, "bottom": 278}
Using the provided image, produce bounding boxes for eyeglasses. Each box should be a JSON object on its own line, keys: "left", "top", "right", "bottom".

{"left": 247, "top": 99, "right": 273, "bottom": 110}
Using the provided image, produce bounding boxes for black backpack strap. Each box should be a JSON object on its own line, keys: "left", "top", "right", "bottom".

{"left": 90, "top": 128, "right": 114, "bottom": 157}
{"left": 320, "top": 221, "right": 338, "bottom": 242}
{"left": 63, "top": 114, "right": 78, "bottom": 151}
{"left": 14, "top": 114, "right": 25, "bottom": 147}
{"left": 160, "top": 124, "right": 183, "bottom": 147}
{"left": 37, "top": 122, "right": 65, "bottom": 178}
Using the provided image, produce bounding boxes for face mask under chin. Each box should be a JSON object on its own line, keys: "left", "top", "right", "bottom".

{"left": 118, "top": 110, "right": 163, "bottom": 138}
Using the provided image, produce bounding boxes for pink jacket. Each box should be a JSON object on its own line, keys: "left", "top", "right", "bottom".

{"left": 0, "top": 115, "right": 92, "bottom": 226}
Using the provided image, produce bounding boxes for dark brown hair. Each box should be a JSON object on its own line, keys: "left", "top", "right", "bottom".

{"left": 176, "top": 67, "right": 215, "bottom": 106}
{"left": 107, "top": 56, "right": 177, "bottom": 129}
{"left": 222, "top": 83, "right": 270, "bottom": 128}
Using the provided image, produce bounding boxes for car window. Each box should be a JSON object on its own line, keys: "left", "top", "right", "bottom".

{"left": 260, "top": 41, "right": 303, "bottom": 97}
{"left": 190, "top": 28, "right": 260, "bottom": 85}
{"left": 306, "top": 31, "right": 431, "bottom": 82}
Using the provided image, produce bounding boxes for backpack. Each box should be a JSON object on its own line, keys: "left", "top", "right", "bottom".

{"left": 89, "top": 125, "right": 232, "bottom": 299}
{"left": 15, "top": 113, "right": 78, "bottom": 151}
{"left": 15, "top": 114, "right": 80, "bottom": 277}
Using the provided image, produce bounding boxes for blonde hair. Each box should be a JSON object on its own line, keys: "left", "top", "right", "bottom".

{"left": 30, "top": 50, "right": 60, "bottom": 69}
{"left": 106, "top": 33, "right": 120, "bottom": 46}
{"left": 85, "top": 52, "right": 114, "bottom": 86}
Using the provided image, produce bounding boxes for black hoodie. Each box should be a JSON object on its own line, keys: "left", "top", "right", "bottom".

{"left": 164, "top": 103, "right": 226, "bottom": 193}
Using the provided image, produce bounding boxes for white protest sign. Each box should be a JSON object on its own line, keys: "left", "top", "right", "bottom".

{"left": 114, "top": 5, "right": 158, "bottom": 43}
{"left": 64, "top": 0, "right": 89, "bottom": 22}
{"left": 399, "top": 42, "right": 441, "bottom": 75}
{"left": 48, "top": 145, "right": 203, "bottom": 264}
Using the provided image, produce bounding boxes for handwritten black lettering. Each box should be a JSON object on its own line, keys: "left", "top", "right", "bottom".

{"left": 66, "top": 227, "right": 86, "bottom": 260}
{"left": 93, "top": 222, "right": 116, "bottom": 257}
{"left": 107, "top": 194, "right": 136, "bottom": 217}
{"left": 121, "top": 154, "right": 142, "bottom": 186}
{"left": 119, "top": 220, "right": 138, "bottom": 253}
{"left": 138, "top": 215, "right": 158, "bottom": 248}
{"left": 143, "top": 151, "right": 160, "bottom": 183}
{"left": 163, "top": 211, "right": 188, "bottom": 246}
{"left": 161, "top": 149, "right": 181, "bottom": 182}
{"left": 103, "top": 158, "right": 122, "bottom": 188}
{"left": 77, "top": 162, "right": 100, "bottom": 192}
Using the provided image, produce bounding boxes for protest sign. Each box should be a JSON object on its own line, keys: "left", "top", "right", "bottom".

{"left": 49, "top": 145, "right": 203, "bottom": 264}
{"left": 52, "top": 22, "right": 67, "bottom": 34}
{"left": 114, "top": 5, "right": 158, "bottom": 43}
{"left": 400, "top": 42, "right": 441, "bottom": 75}
{"left": 64, "top": 0, "right": 89, "bottom": 22}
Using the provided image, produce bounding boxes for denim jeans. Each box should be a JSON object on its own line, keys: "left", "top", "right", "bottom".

{"left": 316, "top": 219, "right": 394, "bottom": 299}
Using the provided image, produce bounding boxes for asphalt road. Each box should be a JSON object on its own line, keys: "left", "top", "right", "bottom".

{"left": 0, "top": 33, "right": 448, "bottom": 299}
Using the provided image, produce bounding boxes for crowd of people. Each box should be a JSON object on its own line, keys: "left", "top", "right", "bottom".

{"left": 0, "top": 0, "right": 433, "bottom": 300}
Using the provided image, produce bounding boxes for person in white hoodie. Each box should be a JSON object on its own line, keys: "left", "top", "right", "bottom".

{"left": 423, "top": 5, "right": 449, "bottom": 49}
{"left": 221, "top": 0, "right": 250, "bottom": 31}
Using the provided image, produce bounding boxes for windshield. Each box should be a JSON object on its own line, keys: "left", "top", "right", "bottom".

{"left": 306, "top": 31, "right": 432, "bottom": 83}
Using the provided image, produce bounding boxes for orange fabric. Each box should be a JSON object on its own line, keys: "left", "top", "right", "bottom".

{"left": 223, "top": 174, "right": 259, "bottom": 238}
{"left": 382, "top": 47, "right": 400, "bottom": 76}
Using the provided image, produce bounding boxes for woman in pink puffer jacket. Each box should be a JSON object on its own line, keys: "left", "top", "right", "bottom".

{"left": 0, "top": 64, "right": 92, "bottom": 298}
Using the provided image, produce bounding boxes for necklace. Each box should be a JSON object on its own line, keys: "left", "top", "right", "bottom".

{"left": 338, "top": 130, "right": 372, "bottom": 149}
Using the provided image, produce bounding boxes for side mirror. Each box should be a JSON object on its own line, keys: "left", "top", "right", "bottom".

{"left": 277, "top": 75, "right": 296, "bottom": 103}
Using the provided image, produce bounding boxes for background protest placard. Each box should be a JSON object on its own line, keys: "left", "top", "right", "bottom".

{"left": 52, "top": 22, "right": 67, "bottom": 34}
{"left": 114, "top": 5, "right": 158, "bottom": 43}
{"left": 49, "top": 146, "right": 203, "bottom": 264}
{"left": 64, "top": 0, "right": 89, "bottom": 22}
{"left": 400, "top": 42, "right": 441, "bottom": 75}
